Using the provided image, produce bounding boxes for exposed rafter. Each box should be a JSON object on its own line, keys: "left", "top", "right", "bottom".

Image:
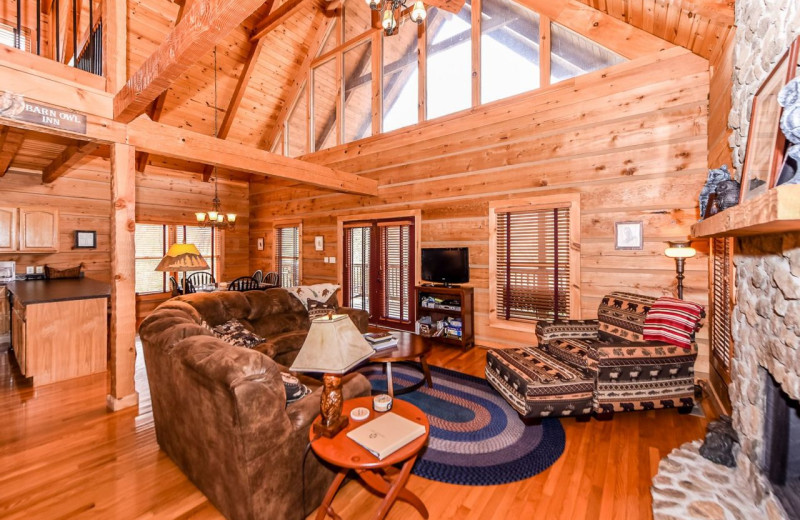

{"left": 0, "top": 126, "right": 26, "bottom": 176}
{"left": 113, "top": 0, "right": 267, "bottom": 123}
{"left": 128, "top": 118, "right": 378, "bottom": 195}
{"left": 42, "top": 140, "right": 100, "bottom": 184}
{"left": 136, "top": 0, "right": 193, "bottom": 173}
{"left": 250, "top": 0, "right": 307, "bottom": 41}
{"left": 260, "top": 9, "right": 335, "bottom": 150}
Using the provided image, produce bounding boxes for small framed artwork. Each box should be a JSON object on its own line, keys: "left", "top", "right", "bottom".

{"left": 614, "top": 221, "right": 643, "bottom": 250}
{"left": 314, "top": 236, "right": 324, "bottom": 251}
{"left": 74, "top": 230, "right": 96, "bottom": 249}
{"left": 257, "top": 237, "right": 265, "bottom": 251}
{"left": 740, "top": 36, "right": 800, "bottom": 201}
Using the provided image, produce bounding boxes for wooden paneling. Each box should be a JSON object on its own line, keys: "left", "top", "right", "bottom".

{"left": 250, "top": 48, "right": 712, "bottom": 374}
{"left": 708, "top": 26, "right": 734, "bottom": 171}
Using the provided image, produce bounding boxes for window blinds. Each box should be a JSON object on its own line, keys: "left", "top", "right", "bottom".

{"left": 275, "top": 226, "right": 300, "bottom": 288}
{"left": 495, "top": 207, "right": 570, "bottom": 321}
{"left": 380, "top": 224, "right": 411, "bottom": 322}
{"left": 711, "top": 237, "right": 734, "bottom": 383}
{"left": 134, "top": 224, "right": 167, "bottom": 294}
{"left": 343, "top": 226, "right": 371, "bottom": 311}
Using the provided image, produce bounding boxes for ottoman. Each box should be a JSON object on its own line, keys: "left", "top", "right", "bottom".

{"left": 485, "top": 347, "right": 594, "bottom": 420}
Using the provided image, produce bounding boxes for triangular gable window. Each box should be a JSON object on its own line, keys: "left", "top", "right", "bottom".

{"left": 550, "top": 22, "right": 624, "bottom": 84}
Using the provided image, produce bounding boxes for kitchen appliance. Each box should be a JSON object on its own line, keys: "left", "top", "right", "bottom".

{"left": 0, "top": 261, "right": 15, "bottom": 283}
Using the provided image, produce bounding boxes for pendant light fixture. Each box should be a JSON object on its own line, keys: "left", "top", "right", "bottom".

{"left": 195, "top": 46, "right": 237, "bottom": 230}
{"left": 367, "top": 0, "right": 427, "bottom": 36}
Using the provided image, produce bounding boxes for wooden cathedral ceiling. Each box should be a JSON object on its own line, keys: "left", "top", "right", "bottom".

{"left": 0, "top": 0, "right": 733, "bottom": 181}
{"left": 128, "top": 0, "right": 733, "bottom": 169}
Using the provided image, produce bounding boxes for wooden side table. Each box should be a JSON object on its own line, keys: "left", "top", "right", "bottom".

{"left": 310, "top": 397, "right": 430, "bottom": 520}
{"left": 370, "top": 330, "right": 434, "bottom": 397}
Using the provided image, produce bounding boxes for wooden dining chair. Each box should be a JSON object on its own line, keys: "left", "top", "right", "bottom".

{"left": 263, "top": 271, "right": 280, "bottom": 288}
{"left": 169, "top": 276, "right": 183, "bottom": 296}
{"left": 227, "top": 276, "right": 261, "bottom": 292}
{"left": 252, "top": 270, "right": 264, "bottom": 284}
{"left": 186, "top": 272, "right": 215, "bottom": 293}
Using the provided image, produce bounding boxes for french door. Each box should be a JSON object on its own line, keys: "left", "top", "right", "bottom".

{"left": 342, "top": 218, "right": 415, "bottom": 330}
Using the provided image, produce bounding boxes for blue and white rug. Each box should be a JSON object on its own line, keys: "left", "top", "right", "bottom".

{"left": 357, "top": 363, "right": 566, "bottom": 486}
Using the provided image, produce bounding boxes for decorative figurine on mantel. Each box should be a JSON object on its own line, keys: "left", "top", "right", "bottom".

{"left": 777, "top": 77, "right": 800, "bottom": 186}
{"left": 698, "top": 165, "right": 731, "bottom": 219}
{"left": 715, "top": 178, "right": 741, "bottom": 210}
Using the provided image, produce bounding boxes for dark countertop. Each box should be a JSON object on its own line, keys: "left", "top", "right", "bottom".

{"left": 6, "top": 278, "right": 111, "bottom": 305}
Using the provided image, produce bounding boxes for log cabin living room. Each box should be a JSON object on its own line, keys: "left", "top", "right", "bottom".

{"left": 0, "top": 0, "right": 798, "bottom": 518}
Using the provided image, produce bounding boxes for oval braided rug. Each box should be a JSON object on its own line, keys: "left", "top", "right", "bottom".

{"left": 357, "top": 363, "right": 565, "bottom": 486}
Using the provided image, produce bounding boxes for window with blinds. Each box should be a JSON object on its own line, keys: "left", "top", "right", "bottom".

{"left": 711, "top": 237, "right": 735, "bottom": 383}
{"left": 343, "top": 226, "right": 371, "bottom": 311}
{"left": 135, "top": 224, "right": 167, "bottom": 294}
{"left": 380, "top": 223, "right": 412, "bottom": 322}
{"left": 275, "top": 225, "right": 300, "bottom": 287}
{"left": 134, "top": 224, "right": 220, "bottom": 294}
{"left": 490, "top": 194, "right": 580, "bottom": 326}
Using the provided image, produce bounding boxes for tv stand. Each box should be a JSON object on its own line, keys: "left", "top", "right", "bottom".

{"left": 415, "top": 285, "right": 474, "bottom": 350}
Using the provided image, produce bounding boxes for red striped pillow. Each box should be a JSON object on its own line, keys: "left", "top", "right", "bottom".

{"left": 643, "top": 297, "right": 704, "bottom": 349}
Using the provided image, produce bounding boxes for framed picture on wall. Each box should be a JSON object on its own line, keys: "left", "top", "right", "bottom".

{"left": 614, "top": 221, "right": 643, "bottom": 250}
{"left": 257, "top": 238, "right": 264, "bottom": 251}
{"left": 740, "top": 36, "right": 800, "bottom": 201}
{"left": 74, "top": 230, "right": 96, "bottom": 249}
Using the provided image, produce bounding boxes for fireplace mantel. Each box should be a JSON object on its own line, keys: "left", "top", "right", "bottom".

{"left": 691, "top": 185, "right": 800, "bottom": 238}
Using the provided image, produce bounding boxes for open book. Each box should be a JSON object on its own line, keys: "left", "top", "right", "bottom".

{"left": 346, "top": 412, "right": 426, "bottom": 460}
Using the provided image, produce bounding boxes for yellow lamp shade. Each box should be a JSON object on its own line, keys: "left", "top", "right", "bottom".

{"left": 664, "top": 241, "right": 696, "bottom": 259}
{"left": 155, "top": 243, "right": 210, "bottom": 272}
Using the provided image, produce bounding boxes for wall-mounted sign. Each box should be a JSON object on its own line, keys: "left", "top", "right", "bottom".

{"left": 0, "top": 92, "right": 87, "bottom": 134}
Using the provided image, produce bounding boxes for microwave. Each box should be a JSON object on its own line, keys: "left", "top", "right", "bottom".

{"left": 0, "top": 261, "right": 15, "bottom": 283}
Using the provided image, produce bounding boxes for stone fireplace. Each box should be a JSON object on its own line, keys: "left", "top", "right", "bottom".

{"left": 652, "top": 1, "right": 800, "bottom": 519}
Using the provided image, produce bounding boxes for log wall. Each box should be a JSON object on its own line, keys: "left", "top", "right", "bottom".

{"left": 250, "top": 47, "right": 713, "bottom": 373}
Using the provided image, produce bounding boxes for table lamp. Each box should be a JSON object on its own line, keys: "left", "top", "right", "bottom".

{"left": 664, "top": 240, "right": 696, "bottom": 299}
{"left": 155, "top": 243, "right": 209, "bottom": 294}
{"left": 291, "top": 313, "right": 374, "bottom": 437}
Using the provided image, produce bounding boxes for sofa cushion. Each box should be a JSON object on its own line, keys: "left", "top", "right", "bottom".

{"left": 545, "top": 338, "right": 598, "bottom": 372}
{"left": 212, "top": 319, "right": 266, "bottom": 348}
{"left": 643, "top": 297, "right": 705, "bottom": 349}
{"left": 597, "top": 292, "right": 657, "bottom": 343}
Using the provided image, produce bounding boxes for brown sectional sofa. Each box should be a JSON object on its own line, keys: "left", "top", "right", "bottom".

{"left": 138, "top": 288, "right": 371, "bottom": 520}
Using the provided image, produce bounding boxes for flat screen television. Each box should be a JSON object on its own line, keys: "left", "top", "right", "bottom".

{"left": 421, "top": 247, "right": 469, "bottom": 286}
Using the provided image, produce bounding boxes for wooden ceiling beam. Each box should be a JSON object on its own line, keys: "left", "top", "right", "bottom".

{"left": 42, "top": 140, "right": 100, "bottom": 184}
{"left": 260, "top": 9, "right": 334, "bottom": 150}
{"left": 113, "top": 0, "right": 267, "bottom": 123}
{"left": 250, "top": 0, "right": 307, "bottom": 41}
{"left": 0, "top": 126, "right": 26, "bottom": 176}
{"left": 136, "top": 0, "right": 193, "bottom": 173}
{"left": 424, "top": 0, "right": 466, "bottom": 14}
{"left": 128, "top": 118, "right": 378, "bottom": 195}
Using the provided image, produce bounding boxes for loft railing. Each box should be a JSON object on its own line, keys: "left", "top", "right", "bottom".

{"left": 4, "top": 0, "right": 104, "bottom": 76}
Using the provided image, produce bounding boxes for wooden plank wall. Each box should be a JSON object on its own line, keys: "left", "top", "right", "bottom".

{"left": 250, "top": 47, "right": 713, "bottom": 373}
{"left": 708, "top": 27, "right": 735, "bottom": 171}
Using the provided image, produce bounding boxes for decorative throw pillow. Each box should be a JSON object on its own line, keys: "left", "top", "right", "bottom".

{"left": 211, "top": 319, "right": 265, "bottom": 348}
{"left": 287, "top": 284, "right": 340, "bottom": 309}
{"left": 308, "top": 298, "right": 337, "bottom": 320}
{"left": 643, "top": 297, "right": 705, "bottom": 349}
{"left": 281, "top": 372, "right": 311, "bottom": 404}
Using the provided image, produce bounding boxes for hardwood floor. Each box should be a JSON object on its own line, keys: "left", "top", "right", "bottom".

{"left": 0, "top": 342, "right": 712, "bottom": 520}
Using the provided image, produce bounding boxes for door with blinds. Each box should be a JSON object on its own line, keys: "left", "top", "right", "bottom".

{"left": 342, "top": 218, "right": 415, "bottom": 330}
{"left": 495, "top": 207, "right": 571, "bottom": 321}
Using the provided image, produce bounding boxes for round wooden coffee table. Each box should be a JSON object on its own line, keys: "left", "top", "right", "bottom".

{"left": 310, "top": 396, "right": 430, "bottom": 520}
{"left": 370, "top": 330, "right": 433, "bottom": 397}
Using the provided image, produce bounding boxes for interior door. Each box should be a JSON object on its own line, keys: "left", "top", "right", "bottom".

{"left": 343, "top": 218, "right": 415, "bottom": 331}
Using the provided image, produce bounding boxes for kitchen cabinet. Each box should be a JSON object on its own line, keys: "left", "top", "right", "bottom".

{"left": 0, "top": 207, "right": 16, "bottom": 252}
{"left": 19, "top": 207, "right": 59, "bottom": 252}
{"left": 9, "top": 279, "right": 108, "bottom": 386}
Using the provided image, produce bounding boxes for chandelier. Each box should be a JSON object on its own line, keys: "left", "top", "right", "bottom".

{"left": 195, "top": 46, "right": 236, "bottom": 230}
{"left": 367, "top": 0, "right": 427, "bottom": 36}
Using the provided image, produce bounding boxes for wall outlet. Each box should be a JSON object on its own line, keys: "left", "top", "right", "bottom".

{"left": 328, "top": 257, "right": 336, "bottom": 264}
{"left": 26, "top": 266, "right": 34, "bottom": 274}
{"left": 35, "top": 266, "right": 44, "bottom": 274}
{"left": 323, "top": 257, "right": 329, "bottom": 264}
